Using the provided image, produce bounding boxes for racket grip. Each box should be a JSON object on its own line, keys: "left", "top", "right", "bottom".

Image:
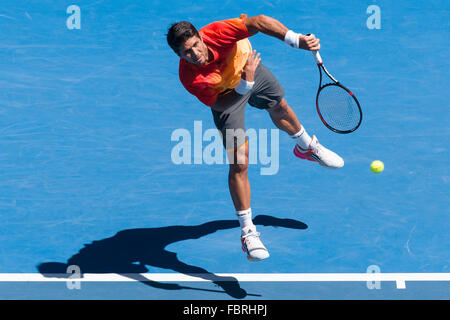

{"left": 312, "top": 51, "right": 322, "bottom": 65}
{"left": 305, "top": 34, "right": 323, "bottom": 65}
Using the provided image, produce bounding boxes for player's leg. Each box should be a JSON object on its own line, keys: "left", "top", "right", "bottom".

{"left": 266, "top": 97, "right": 301, "bottom": 135}
{"left": 226, "top": 142, "right": 269, "bottom": 262}
{"left": 267, "top": 98, "right": 344, "bottom": 168}
{"left": 211, "top": 103, "right": 269, "bottom": 262}
{"left": 227, "top": 141, "right": 251, "bottom": 211}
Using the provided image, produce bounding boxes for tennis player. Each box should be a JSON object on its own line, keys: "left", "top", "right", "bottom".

{"left": 167, "top": 14, "right": 344, "bottom": 262}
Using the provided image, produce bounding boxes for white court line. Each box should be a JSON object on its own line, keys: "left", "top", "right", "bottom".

{"left": 0, "top": 273, "right": 449, "bottom": 283}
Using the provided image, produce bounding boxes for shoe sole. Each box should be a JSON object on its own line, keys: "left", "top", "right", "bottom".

{"left": 242, "top": 243, "right": 270, "bottom": 262}
{"left": 247, "top": 255, "right": 269, "bottom": 262}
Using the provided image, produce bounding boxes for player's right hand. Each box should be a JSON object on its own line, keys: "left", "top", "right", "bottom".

{"left": 299, "top": 34, "right": 320, "bottom": 51}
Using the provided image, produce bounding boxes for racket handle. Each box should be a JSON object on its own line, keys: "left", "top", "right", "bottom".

{"left": 312, "top": 51, "right": 322, "bottom": 65}
{"left": 304, "top": 34, "right": 323, "bottom": 65}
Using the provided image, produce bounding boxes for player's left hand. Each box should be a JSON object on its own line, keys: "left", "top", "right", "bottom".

{"left": 299, "top": 34, "right": 320, "bottom": 51}
{"left": 242, "top": 50, "right": 261, "bottom": 82}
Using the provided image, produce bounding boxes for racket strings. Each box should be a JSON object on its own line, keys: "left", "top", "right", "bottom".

{"left": 317, "top": 84, "right": 361, "bottom": 131}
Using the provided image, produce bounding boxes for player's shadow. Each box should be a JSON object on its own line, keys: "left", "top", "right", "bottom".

{"left": 37, "top": 214, "right": 307, "bottom": 299}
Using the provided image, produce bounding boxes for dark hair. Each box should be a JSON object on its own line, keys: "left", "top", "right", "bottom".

{"left": 166, "top": 21, "right": 200, "bottom": 55}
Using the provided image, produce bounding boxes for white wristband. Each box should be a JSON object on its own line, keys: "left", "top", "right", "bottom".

{"left": 284, "top": 30, "right": 301, "bottom": 49}
{"left": 234, "top": 78, "right": 254, "bottom": 95}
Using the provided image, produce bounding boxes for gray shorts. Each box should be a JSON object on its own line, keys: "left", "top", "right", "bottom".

{"left": 211, "top": 63, "right": 285, "bottom": 150}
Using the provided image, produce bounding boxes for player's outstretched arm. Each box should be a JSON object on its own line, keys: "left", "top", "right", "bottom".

{"left": 244, "top": 15, "right": 320, "bottom": 51}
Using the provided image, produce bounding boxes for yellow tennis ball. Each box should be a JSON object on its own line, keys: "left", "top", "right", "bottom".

{"left": 370, "top": 160, "right": 384, "bottom": 173}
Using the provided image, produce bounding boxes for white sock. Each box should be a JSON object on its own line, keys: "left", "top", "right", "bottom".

{"left": 291, "top": 126, "right": 312, "bottom": 149}
{"left": 236, "top": 208, "right": 254, "bottom": 229}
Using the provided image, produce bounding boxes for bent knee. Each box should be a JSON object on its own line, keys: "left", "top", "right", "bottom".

{"left": 270, "top": 98, "right": 289, "bottom": 116}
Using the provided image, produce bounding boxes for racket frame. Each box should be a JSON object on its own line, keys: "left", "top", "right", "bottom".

{"left": 313, "top": 52, "right": 362, "bottom": 134}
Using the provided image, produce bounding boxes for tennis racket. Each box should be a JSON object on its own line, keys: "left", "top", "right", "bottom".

{"left": 310, "top": 49, "right": 362, "bottom": 134}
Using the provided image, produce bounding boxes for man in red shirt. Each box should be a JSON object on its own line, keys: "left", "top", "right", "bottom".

{"left": 167, "top": 14, "right": 344, "bottom": 262}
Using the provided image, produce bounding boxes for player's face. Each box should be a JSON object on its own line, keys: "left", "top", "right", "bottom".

{"left": 179, "top": 36, "right": 209, "bottom": 65}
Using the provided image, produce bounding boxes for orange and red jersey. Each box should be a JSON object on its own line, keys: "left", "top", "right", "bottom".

{"left": 179, "top": 14, "right": 253, "bottom": 106}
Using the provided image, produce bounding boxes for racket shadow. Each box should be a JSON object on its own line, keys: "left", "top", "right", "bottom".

{"left": 37, "top": 214, "right": 308, "bottom": 299}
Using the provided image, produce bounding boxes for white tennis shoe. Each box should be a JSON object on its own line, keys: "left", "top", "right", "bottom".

{"left": 241, "top": 226, "right": 270, "bottom": 262}
{"left": 294, "top": 135, "right": 344, "bottom": 169}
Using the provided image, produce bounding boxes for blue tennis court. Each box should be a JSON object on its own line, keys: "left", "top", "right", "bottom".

{"left": 0, "top": 0, "right": 448, "bottom": 300}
